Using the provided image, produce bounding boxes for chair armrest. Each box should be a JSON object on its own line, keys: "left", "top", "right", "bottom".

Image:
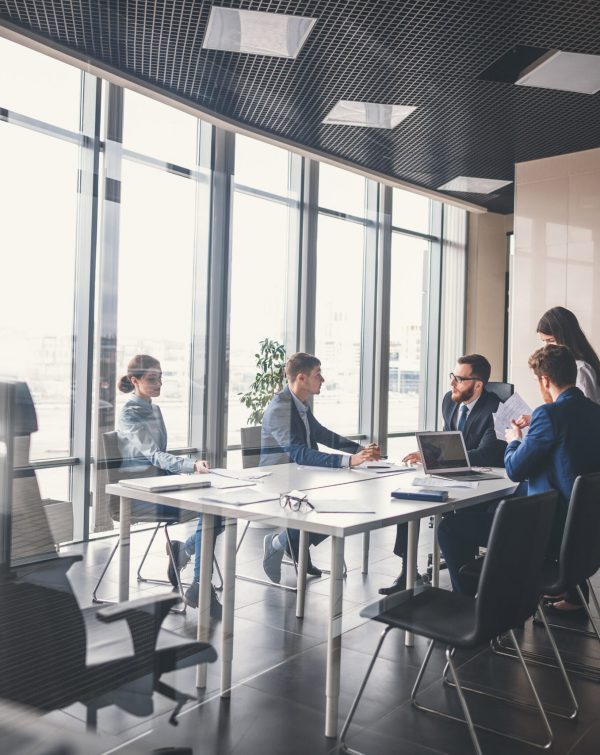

{"left": 96, "top": 593, "right": 181, "bottom": 656}
{"left": 96, "top": 593, "right": 179, "bottom": 623}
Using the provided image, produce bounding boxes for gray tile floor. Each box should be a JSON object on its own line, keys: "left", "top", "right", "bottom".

{"left": 45, "top": 518, "right": 600, "bottom": 754}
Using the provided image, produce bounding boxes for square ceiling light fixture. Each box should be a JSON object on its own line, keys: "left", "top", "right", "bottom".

{"left": 515, "top": 50, "right": 600, "bottom": 95}
{"left": 437, "top": 176, "right": 513, "bottom": 194}
{"left": 323, "top": 100, "right": 417, "bottom": 129}
{"left": 202, "top": 7, "right": 316, "bottom": 58}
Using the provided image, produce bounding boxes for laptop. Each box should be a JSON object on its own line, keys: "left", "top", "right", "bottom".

{"left": 415, "top": 431, "right": 504, "bottom": 481}
{"left": 118, "top": 474, "right": 212, "bottom": 493}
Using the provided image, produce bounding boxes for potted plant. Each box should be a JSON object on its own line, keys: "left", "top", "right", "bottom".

{"left": 238, "top": 338, "right": 286, "bottom": 467}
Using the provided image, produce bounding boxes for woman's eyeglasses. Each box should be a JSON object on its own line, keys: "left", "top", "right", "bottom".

{"left": 279, "top": 493, "right": 314, "bottom": 512}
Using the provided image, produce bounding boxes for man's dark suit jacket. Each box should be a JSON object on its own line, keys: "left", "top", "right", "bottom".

{"left": 441, "top": 388, "right": 507, "bottom": 467}
{"left": 260, "top": 385, "right": 361, "bottom": 467}
{"left": 505, "top": 386, "right": 600, "bottom": 554}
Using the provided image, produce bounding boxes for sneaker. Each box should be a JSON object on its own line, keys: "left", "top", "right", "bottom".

{"left": 166, "top": 539, "right": 191, "bottom": 588}
{"left": 183, "top": 581, "right": 222, "bottom": 620}
{"left": 379, "top": 571, "right": 422, "bottom": 596}
{"left": 263, "top": 533, "right": 284, "bottom": 583}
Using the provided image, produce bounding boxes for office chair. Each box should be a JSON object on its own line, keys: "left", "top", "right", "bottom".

{"left": 485, "top": 381, "right": 515, "bottom": 402}
{"left": 93, "top": 431, "right": 222, "bottom": 610}
{"left": 11, "top": 381, "right": 73, "bottom": 565}
{"left": 469, "top": 473, "right": 600, "bottom": 691}
{"left": 340, "top": 491, "right": 558, "bottom": 755}
{"left": 0, "top": 555, "right": 217, "bottom": 729}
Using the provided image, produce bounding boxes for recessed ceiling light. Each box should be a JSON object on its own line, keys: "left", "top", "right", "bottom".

{"left": 437, "top": 176, "right": 513, "bottom": 194}
{"left": 323, "top": 100, "right": 417, "bottom": 129}
{"left": 202, "top": 7, "right": 316, "bottom": 58}
{"left": 516, "top": 50, "right": 600, "bottom": 95}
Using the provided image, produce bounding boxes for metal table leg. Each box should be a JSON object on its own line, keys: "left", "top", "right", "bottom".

{"left": 361, "top": 531, "right": 370, "bottom": 574}
{"left": 221, "top": 517, "right": 237, "bottom": 697}
{"left": 196, "top": 513, "right": 215, "bottom": 689}
{"left": 295, "top": 530, "right": 309, "bottom": 618}
{"left": 118, "top": 496, "right": 132, "bottom": 602}
{"left": 325, "top": 535, "right": 345, "bottom": 738}
{"left": 432, "top": 514, "right": 441, "bottom": 587}
{"left": 405, "top": 518, "right": 419, "bottom": 647}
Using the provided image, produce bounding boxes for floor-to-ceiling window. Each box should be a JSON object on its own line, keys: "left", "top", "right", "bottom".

{"left": 226, "top": 135, "right": 299, "bottom": 461}
{"left": 1, "top": 33, "right": 468, "bottom": 545}
{"left": 314, "top": 163, "right": 367, "bottom": 436}
{"left": 0, "top": 36, "right": 85, "bottom": 505}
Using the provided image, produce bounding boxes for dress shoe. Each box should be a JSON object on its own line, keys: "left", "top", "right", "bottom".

{"left": 166, "top": 539, "right": 191, "bottom": 588}
{"left": 184, "top": 581, "right": 222, "bottom": 619}
{"left": 379, "top": 571, "right": 422, "bottom": 596}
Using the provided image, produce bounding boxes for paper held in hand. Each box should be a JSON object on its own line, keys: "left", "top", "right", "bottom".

{"left": 492, "top": 393, "right": 532, "bottom": 441}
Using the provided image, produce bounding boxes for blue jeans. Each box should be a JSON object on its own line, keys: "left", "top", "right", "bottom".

{"left": 184, "top": 515, "right": 225, "bottom": 582}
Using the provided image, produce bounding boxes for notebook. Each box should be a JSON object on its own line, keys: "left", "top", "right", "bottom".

{"left": 119, "top": 474, "right": 212, "bottom": 493}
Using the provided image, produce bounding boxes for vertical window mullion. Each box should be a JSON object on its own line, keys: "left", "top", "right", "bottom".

{"left": 90, "top": 83, "right": 123, "bottom": 533}
{"left": 70, "top": 72, "right": 101, "bottom": 541}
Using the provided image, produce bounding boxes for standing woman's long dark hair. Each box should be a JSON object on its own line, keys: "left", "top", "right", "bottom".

{"left": 537, "top": 307, "right": 600, "bottom": 384}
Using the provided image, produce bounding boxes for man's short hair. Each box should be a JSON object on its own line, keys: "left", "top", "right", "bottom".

{"left": 457, "top": 354, "right": 491, "bottom": 383}
{"left": 285, "top": 352, "right": 321, "bottom": 382}
{"left": 528, "top": 344, "right": 577, "bottom": 387}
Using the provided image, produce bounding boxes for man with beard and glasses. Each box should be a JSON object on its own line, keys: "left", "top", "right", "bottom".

{"left": 379, "top": 353, "right": 507, "bottom": 595}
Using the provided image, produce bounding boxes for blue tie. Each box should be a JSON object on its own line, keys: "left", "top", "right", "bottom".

{"left": 457, "top": 405, "right": 468, "bottom": 433}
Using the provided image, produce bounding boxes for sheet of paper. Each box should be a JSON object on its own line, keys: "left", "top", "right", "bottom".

{"left": 198, "top": 487, "right": 277, "bottom": 505}
{"left": 211, "top": 468, "right": 271, "bottom": 481}
{"left": 310, "top": 499, "right": 375, "bottom": 513}
{"left": 492, "top": 392, "right": 532, "bottom": 441}
{"left": 355, "top": 461, "right": 413, "bottom": 475}
{"left": 412, "top": 475, "right": 479, "bottom": 490}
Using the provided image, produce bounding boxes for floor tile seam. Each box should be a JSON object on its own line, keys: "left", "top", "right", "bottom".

{"left": 232, "top": 604, "right": 370, "bottom": 642}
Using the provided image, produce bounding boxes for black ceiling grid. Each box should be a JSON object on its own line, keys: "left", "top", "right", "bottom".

{"left": 1, "top": 0, "right": 599, "bottom": 213}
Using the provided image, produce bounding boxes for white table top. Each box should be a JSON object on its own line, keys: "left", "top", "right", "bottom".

{"left": 107, "top": 463, "right": 518, "bottom": 538}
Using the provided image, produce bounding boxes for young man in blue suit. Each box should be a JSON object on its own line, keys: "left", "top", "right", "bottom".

{"left": 438, "top": 344, "right": 600, "bottom": 598}
{"left": 380, "top": 354, "right": 506, "bottom": 595}
{"left": 260, "top": 352, "right": 380, "bottom": 583}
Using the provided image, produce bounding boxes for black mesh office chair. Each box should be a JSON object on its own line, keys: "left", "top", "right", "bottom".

{"left": 0, "top": 556, "right": 216, "bottom": 729}
{"left": 340, "top": 492, "right": 558, "bottom": 755}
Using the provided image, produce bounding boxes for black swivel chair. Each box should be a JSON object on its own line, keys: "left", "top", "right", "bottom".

{"left": 0, "top": 556, "right": 217, "bottom": 728}
{"left": 340, "top": 491, "right": 558, "bottom": 755}
{"left": 485, "top": 381, "right": 515, "bottom": 402}
{"left": 93, "top": 431, "right": 222, "bottom": 610}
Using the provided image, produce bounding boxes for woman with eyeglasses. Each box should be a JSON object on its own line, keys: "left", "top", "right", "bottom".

{"left": 117, "top": 354, "right": 222, "bottom": 616}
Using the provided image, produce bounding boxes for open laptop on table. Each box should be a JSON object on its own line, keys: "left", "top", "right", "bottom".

{"left": 415, "top": 431, "right": 504, "bottom": 481}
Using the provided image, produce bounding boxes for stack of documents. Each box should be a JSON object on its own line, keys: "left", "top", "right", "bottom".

{"left": 355, "top": 461, "right": 413, "bottom": 475}
{"left": 492, "top": 393, "right": 531, "bottom": 441}
{"left": 413, "top": 476, "right": 479, "bottom": 490}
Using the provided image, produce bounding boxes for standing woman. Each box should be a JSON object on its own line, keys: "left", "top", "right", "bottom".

{"left": 537, "top": 306, "right": 600, "bottom": 403}
{"left": 118, "top": 354, "right": 222, "bottom": 616}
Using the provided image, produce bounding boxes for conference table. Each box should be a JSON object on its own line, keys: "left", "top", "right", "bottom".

{"left": 107, "top": 464, "right": 517, "bottom": 738}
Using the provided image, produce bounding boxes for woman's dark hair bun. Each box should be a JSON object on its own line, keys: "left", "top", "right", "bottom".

{"left": 118, "top": 374, "right": 134, "bottom": 393}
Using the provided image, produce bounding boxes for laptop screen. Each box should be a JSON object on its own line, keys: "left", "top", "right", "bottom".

{"left": 417, "top": 432, "right": 469, "bottom": 471}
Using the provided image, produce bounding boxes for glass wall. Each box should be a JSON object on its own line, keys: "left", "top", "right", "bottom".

{"left": 0, "top": 37, "right": 83, "bottom": 504}
{"left": 227, "top": 135, "right": 297, "bottom": 449}
{"left": 1, "top": 34, "right": 468, "bottom": 546}
{"left": 314, "top": 164, "right": 367, "bottom": 436}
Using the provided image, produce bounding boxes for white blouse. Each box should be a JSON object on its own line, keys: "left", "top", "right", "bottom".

{"left": 576, "top": 360, "right": 600, "bottom": 404}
